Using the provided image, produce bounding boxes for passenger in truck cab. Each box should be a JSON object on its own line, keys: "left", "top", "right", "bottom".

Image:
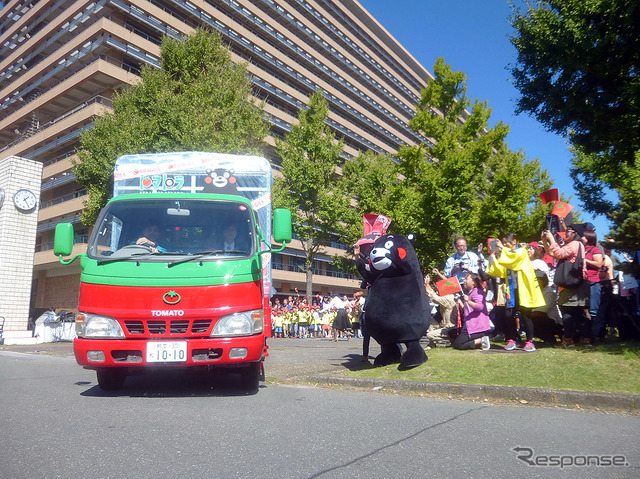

{"left": 218, "top": 223, "right": 249, "bottom": 252}
{"left": 136, "top": 221, "right": 167, "bottom": 253}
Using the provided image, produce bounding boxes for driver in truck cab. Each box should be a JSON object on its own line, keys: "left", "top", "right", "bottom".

{"left": 136, "top": 221, "right": 167, "bottom": 253}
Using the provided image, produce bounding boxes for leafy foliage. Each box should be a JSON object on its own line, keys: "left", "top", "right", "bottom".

{"left": 510, "top": 0, "right": 640, "bottom": 248}
{"left": 347, "top": 58, "right": 553, "bottom": 270}
{"left": 272, "top": 91, "right": 351, "bottom": 299}
{"left": 509, "top": 0, "right": 640, "bottom": 168}
{"left": 74, "top": 29, "right": 269, "bottom": 224}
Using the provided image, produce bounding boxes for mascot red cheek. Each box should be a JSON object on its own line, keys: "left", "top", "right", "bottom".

{"left": 357, "top": 234, "right": 430, "bottom": 369}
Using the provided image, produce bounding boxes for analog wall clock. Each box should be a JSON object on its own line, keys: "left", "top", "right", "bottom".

{"left": 13, "top": 188, "right": 37, "bottom": 213}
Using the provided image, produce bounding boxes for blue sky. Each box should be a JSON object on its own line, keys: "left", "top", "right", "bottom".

{"left": 359, "top": 0, "right": 614, "bottom": 237}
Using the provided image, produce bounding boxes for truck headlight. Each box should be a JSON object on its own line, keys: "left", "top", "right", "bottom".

{"left": 211, "top": 310, "right": 263, "bottom": 337}
{"left": 76, "top": 313, "right": 125, "bottom": 338}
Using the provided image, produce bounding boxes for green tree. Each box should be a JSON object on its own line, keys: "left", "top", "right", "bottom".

{"left": 334, "top": 151, "right": 400, "bottom": 275}
{"left": 74, "top": 28, "right": 269, "bottom": 224}
{"left": 272, "top": 90, "right": 351, "bottom": 300}
{"left": 392, "top": 57, "right": 552, "bottom": 269}
{"left": 340, "top": 151, "right": 397, "bottom": 239}
{"left": 509, "top": 0, "right": 640, "bottom": 243}
{"left": 607, "top": 151, "right": 640, "bottom": 269}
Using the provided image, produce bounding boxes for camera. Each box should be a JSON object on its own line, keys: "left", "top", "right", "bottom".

{"left": 546, "top": 214, "right": 559, "bottom": 235}
{"left": 546, "top": 214, "right": 563, "bottom": 243}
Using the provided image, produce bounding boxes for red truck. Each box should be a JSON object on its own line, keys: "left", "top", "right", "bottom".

{"left": 54, "top": 152, "right": 291, "bottom": 391}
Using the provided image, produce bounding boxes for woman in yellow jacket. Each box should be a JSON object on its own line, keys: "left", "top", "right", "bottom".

{"left": 490, "top": 233, "right": 545, "bottom": 352}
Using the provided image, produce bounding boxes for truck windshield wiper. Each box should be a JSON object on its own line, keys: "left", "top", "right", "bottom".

{"left": 167, "top": 250, "right": 225, "bottom": 268}
{"left": 167, "top": 249, "right": 250, "bottom": 267}
{"left": 97, "top": 252, "right": 158, "bottom": 265}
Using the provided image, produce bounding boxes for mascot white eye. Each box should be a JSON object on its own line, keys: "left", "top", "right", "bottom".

{"left": 384, "top": 240, "right": 393, "bottom": 249}
{"left": 224, "top": 172, "right": 230, "bottom": 178}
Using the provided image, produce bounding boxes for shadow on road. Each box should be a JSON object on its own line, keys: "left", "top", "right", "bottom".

{"left": 78, "top": 369, "right": 262, "bottom": 398}
{"left": 339, "top": 353, "right": 376, "bottom": 372}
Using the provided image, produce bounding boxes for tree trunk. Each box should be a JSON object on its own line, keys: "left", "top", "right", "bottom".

{"left": 306, "top": 238, "right": 314, "bottom": 304}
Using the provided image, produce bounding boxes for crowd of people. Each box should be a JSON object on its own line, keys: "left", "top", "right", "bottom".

{"left": 269, "top": 221, "right": 639, "bottom": 359}
{"left": 426, "top": 223, "right": 638, "bottom": 352}
{"left": 270, "top": 293, "right": 364, "bottom": 341}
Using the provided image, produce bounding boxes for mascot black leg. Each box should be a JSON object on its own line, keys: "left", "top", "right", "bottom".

{"left": 374, "top": 343, "right": 402, "bottom": 367}
{"left": 399, "top": 340, "right": 428, "bottom": 369}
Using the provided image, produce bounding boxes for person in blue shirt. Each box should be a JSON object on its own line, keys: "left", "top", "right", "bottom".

{"left": 136, "top": 222, "right": 167, "bottom": 253}
{"left": 443, "top": 237, "right": 484, "bottom": 284}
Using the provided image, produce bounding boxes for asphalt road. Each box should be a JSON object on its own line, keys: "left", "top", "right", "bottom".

{"left": 1, "top": 341, "right": 639, "bottom": 478}
{"left": 0, "top": 336, "right": 381, "bottom": 381}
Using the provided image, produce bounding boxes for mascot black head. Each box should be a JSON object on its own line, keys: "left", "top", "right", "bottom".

{"left": 369, "top": 234, "right": 417, "bottom": 276}
{"left": 202, "top": 168, "right": 238, "bottom": 194}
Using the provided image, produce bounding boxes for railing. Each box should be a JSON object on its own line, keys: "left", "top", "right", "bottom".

{"left": 272, "top": 261, "right": 358, "bottom": 280}
{"left": 0, "top": 95, "right": 111, "bottom": 154}
{"left": 42, "top": 149, "right": 77, "bottom": 169}
{"left": 40, "top": 189, "right": 87, "bottom": 209}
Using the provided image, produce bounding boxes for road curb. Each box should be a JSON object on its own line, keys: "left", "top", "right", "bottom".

{"left": 306, "top": 375, "right": 640, "bottom": 411}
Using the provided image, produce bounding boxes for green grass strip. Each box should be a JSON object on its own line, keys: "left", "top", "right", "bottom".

{"left": 343, "top": 341, "right": 640, "bottom": 395}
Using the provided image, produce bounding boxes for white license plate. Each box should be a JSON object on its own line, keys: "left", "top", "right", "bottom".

{"left": 147, "top": 341, "right": 187, "bottom": 363}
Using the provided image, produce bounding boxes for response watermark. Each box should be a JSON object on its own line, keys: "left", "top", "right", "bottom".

{"left": 512, "top": 446, "right": 629, "bottom": 469}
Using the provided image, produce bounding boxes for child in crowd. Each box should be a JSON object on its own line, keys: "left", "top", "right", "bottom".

{"left": 272, "top": 307, "right": 284, "bottom": 338}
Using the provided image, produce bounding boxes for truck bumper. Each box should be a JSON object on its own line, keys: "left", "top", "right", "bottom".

{"left": 74, "top": 335, "right": 266, "bottom": 369}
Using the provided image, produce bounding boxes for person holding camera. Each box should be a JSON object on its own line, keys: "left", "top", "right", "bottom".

{"left": 443, "top": 237, "right": 484, "bottom": 285}
{"left": 449, "top": 272, "right": 492, "bottom": 350}
{"left": 541, "top": 223, "right": 590, "bottom": 347}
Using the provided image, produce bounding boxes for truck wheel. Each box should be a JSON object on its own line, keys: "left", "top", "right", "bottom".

{"left": 96, "top": 369, "right": 127, "bottom": 390}
{"left": 240, "top": 363, "right": 260, "bottom": 392}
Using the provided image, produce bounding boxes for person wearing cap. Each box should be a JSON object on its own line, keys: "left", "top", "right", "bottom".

{"left": 541, "top": 223, "right": 590, "bottom": 347}
{"left": 527, "top": 241, "right": 550, "bottom": 279}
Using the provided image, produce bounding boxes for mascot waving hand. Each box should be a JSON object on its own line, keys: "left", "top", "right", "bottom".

{"left": 356, "top": 234, "right": 430, "bottom": 369}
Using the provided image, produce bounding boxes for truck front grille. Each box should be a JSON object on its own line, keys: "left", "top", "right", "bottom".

{"left": 170, "top": 321, "right": 189, "bottom": 333}
{"left": 124, "top": 319, "right": 213, "bottom": 337}
{"left": 148, "top": 321, "right": 166, "bottom": 334}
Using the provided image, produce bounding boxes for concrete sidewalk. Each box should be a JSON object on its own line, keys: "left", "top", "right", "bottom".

{"left": 1, "top": 336, "right": 638, "bottom": 412}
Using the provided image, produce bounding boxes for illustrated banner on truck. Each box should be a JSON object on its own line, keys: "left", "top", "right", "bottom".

{"left": 113, "top": 151, "right": 274, "bottom": 297}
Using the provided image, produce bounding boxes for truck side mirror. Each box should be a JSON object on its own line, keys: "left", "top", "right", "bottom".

{"left": 272, "top": 209, "right": 292, "bottom": 244}
{"left": 54, "top": 223, "right": 74, "bottom": 256}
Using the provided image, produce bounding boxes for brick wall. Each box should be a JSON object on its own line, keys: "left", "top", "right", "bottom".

{"left": 0, "top": 156, "right": 43, "bottom": 330}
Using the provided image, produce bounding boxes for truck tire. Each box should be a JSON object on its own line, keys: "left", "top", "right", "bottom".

{"left": 96, "top": 369, "right": 127, "bottom": 390}
{"left": 240, "top": 362, "right": 260, "bottom": 392}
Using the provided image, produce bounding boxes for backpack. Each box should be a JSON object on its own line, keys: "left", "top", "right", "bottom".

{"left": 554, "top": 243, "right": 585, "bottom": 288}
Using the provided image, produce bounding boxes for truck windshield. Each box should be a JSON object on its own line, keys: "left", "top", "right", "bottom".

{"left": 87, "top": 198, "right": 256, "bottom": 261}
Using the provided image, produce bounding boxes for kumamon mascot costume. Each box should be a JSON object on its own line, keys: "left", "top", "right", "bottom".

{"left": 356, "top": 229, "right": 430, "bottom": 369}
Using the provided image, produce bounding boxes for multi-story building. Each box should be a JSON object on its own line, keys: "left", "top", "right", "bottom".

{"left": 0, "top": 0, "right": 434, "bottom": 329}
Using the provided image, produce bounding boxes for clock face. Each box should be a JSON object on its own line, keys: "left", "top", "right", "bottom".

{"left": 13, "top": 189, "right": 37, "bottom": 213}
